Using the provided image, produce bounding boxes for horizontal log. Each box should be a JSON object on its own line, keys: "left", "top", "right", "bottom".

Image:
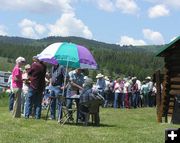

{"left": 169, "top": 73, "right": 180, "bottom": 78}
{"left": 171, "top": 77, "right": 180, "bottom": 82}
{"left": 170, "top": 82, "right": 180, "bottom": 85}
{"left": 171, "top": 84, "right": 180, "bottom": 89}
{"left": 169, "top": 102, "right": 174, "bottom": 107}
{"left": 168, "top": 108, "right": 174, "bottom": 114}
{"left": 169, "top": 90, "right": 180, "bottom": 95}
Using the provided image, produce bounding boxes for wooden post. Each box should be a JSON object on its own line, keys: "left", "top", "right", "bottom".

{"left": 156, "top": 70, "right": 162, "bottom": 122}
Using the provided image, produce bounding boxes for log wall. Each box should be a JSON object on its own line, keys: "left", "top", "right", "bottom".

{"left": 161, "top": 46, "right": 180, "bottom": 122}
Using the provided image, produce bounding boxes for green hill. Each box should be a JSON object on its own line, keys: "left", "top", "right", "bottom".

{"left": 0, "top": 36, "right": 164, "bottom": 80}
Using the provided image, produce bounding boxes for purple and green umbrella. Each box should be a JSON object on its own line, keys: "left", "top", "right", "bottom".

{"left": 37, "top": 42, "right": 98, "bottom": 69}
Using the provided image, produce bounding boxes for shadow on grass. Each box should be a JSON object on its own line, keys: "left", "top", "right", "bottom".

{"left": 50, "top": 121, "right": 117, "bottom": 128}
{"left": 41, "top": 111, "right": 117, "bottom": 128}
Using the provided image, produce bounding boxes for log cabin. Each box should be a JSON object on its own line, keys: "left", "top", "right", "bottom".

{"left": 156, "top": 36, "right": 180, "bottom": 124}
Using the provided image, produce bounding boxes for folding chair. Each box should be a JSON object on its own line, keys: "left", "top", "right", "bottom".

{"left": 58, "top": 97, "right": 78, "bottom": 126}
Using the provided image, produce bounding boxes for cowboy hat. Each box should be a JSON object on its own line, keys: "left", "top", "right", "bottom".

{"left": 145, "top": 76, "right": 151, "bottom": 80}
{"left": 96, "top": 73, "right": 104, "bottom": 78}
{"left": 104, "top": 76, "right": 109, "bottom": 81}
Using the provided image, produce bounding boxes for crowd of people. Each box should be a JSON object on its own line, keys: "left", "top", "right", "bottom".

{"left": 8, "top": 56, "right": 157, "bottom": 122}
{"left": 95, "top": 74, "right": 157, "bottom": 109}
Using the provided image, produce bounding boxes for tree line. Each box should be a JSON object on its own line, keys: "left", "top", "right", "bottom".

{"left": 0, "top": 36, "right": 164, "bottom": 80}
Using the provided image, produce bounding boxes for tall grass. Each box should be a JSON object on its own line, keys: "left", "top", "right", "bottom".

{"left": 0, "top": 96, "right": 179, "bottom": 143}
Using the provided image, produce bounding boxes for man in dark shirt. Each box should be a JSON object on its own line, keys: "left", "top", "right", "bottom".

{"left": 25, "top": 57, "right": 46, "bottom": 119}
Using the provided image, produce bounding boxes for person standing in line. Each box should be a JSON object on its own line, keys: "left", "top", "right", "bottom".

{"left": 124, "top": 78, "right": 132, "bottom": 109}
{"left": 104, "top": 76, "right": 111, "bottom": 108}
{"left": 21, "top": 64, "right": 31, "bottom": 116}
{"left": 136, "top": 78, "right": 142, "bottom": 107}
{"left": 113, "top": 78, "right": 122, "bottom": 109}
{"left": 146, "top": 76, "right": 153, "bottom": 107}
{"left": 12, "top": 57, "right": 26, "bottom": 118}
{"left": 141, "top": 81, "right": 149, "bottom": 107}
{"left": 131, "top": 77, "right": 138, "bottom": 108}
{"left": 25, "top": 56, "right": 46, "bottom": 119}
{"left": 95, "top": 73, "right": 106, "bottom": 97}
{"left": 119, "top": 79, "right": 125, "bottom": 109}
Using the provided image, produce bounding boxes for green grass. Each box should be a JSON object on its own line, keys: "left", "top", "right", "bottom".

{"left": 0, "top": 96, "right": 179, "bottom": 143}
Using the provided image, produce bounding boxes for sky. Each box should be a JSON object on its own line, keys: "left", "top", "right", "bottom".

{"left": 0, "top": 0, "right": 179, "bottom": 45}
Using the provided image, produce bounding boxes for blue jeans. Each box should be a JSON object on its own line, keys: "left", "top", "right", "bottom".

{"left": 104, "top": 90, "right": 110, "bottom": 108}
{"left": 21, "top": 92, "right": 28, "bottom": 115}
{"left": 25, "top": 87, "right": 43, "bottom": 119}
{"left": 66, "top": 98, "right": 73, "bottom": 119}
{"left": 132, "top": 92, "right": 138, "bottom": 108}
{"left": 120, "top": 93, "right": 125, "bottom": 108}
{"left": 148, "top": 91, "right": 153, "bottom": 107}
{"left": 113, "top": 92, "right": 120, "bottom": 108}
{"left": 9, "top": 92, "right": 15, "bottom": 111}
{"left": 48, "top": 86, "right": 62, "bottom": 119}
{"left": 143, "top": 93, "right": 149, "bottom": 107}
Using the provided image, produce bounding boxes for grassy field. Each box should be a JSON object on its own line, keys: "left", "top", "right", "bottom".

{"left": 0, "top": 95, "right": 179, "bottom": 143}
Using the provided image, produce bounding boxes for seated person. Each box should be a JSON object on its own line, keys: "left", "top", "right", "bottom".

{"left": 66, "top": 68, "right": 84, "bottom": 121}
{"left": 79, "top": 78, "right": 104, "bottom": 123}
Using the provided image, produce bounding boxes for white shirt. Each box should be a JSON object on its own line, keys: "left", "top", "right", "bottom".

{"left": 124, "top": 81, "right": 131, "bottom": 93}
{"left": 136, "top": 80, "right": 141, "bottom": 91}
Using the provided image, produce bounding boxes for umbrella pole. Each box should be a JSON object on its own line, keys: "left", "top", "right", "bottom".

{"left": 58, "top": 60, "right": 69, "bottom": 123}
{"left": 62, "top": 60, "right": 69, "bottom": 97}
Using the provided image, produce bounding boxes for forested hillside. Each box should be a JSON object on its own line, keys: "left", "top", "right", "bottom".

{"left": 0, "top": 36, "right": 164, "bottom": 80}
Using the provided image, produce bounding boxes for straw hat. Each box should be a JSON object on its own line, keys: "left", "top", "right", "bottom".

{"left": 104, "top": 76, "right": 109, "bottom": 81}
{"left": 145, "top": 76, "right": 151, "bottom": 80}
{"left": 96, "top": 73, "right": 104, "bottom": 78}
{"left": 132, "top": 76, "right": 137, "bottom": 81}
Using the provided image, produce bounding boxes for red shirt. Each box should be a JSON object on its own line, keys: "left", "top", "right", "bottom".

{"left": 28, "top": 62, "right": 46, "bottom": 92}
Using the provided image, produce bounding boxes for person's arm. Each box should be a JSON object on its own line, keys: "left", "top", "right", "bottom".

{"left": 70, "top": 81, "right": 83, "bottom": 90}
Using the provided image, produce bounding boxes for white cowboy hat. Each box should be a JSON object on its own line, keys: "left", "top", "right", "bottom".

{"left": 104, "top": 76, "right": 109, "bottom": 81}
{"left": 132, "top": 76, "right": 137, "bottom": 80}
{"left": 96, "top": 73, "right": 104, "bottom": 78}
{"left": 145, "top": 76, "right": 151, "bottom": 80}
